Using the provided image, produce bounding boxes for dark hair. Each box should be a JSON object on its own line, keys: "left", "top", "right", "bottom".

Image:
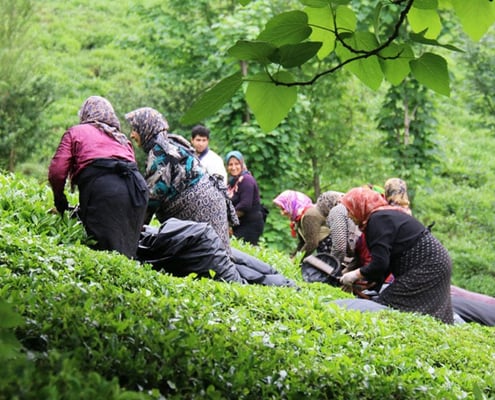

{"left": 191, "top": 124, "right": 210, "bottom": 139}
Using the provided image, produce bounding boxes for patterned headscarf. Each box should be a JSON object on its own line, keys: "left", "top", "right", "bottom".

{"left": 273, "top": 190, "right": 314, "bottom": 222}
{"left": 341, "top": 187, "right": 391, "bottom": 230}
{"left": 316, "top": 191, "right": 344, "bottom": 217}
{"left": 384, "top": 178, "right": 411, "bottom": 212}
{"left": 125, "top": 107, "right": 170, "bottom": 152}
{"left": 78, "top": 96, "right": 129, "bottom": 145}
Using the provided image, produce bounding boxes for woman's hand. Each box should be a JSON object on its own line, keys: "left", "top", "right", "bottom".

{"left": 339, "top": 269, "right": 363, "bottom": 286}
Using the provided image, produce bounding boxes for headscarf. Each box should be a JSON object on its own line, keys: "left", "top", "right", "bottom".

{"left": 225, "top": 150, "right": 244, "bottom": 166}
{"left": 78, "top": 96, "right": 129, "bottom": 145}
{"left": 125, "top": 107, "right": 169, "bottom": 152}
{"left": 316, "top": 191, "right": 344, "bottom": 217}
{"left": 384, "top": 178, "right": 411, "bottom": 212}
{"left": 225, "top": 150, "right": 249, "bottom": 187}
{"left": 341, "top": 187, "right": 394, "bottom": 230}
{"left": 273, "top": 190, "right": 314, "bottom": 222}
{"left": 273, "top": 190, "right": 314, "bottom": 237}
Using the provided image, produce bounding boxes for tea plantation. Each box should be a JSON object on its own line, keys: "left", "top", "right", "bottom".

{"left": 1, "top": 173, "right": 494, "bottom": 399}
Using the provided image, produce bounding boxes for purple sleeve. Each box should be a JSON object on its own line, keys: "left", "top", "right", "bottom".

{"left": 234, "top": 174, "right": 257, "bottom": 212}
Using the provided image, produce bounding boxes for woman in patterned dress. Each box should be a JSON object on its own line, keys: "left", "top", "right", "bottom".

{"left": 125, "top": 107, "right": 237, "bottom": 253}
{"left": 339, "top": 187, "right": 454, "bottom": 324}
{"left": 316, "top": 191, "right": 361, "bottom": 270}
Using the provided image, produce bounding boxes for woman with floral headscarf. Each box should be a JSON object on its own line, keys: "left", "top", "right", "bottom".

{"left": 225, "top": 150, "right": 265, "bottom": 246}
{"left": 273, "top": 190, "right": 330, "bottom": 257}
{"left": 339, "top": 187, "right": 453, "bottom": 323}
{"left": 48, "top": 96, "right": 148, "bottom": 258}
{"left": 125, "top": 107, "right": 237, "bottom": 254}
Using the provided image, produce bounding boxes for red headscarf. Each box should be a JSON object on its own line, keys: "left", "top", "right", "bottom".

{"left": 341, "top": 187, "right": 407, "bottom": 230}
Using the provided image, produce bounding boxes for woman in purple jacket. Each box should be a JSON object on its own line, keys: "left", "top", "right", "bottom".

{"left": 225, "top": 151, "right": 265, "bottom": 245}
{"left": 48, "top": 96, "right": 148, "bottom": 258}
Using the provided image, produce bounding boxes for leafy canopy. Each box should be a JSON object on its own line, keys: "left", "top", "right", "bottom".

{"left": 182, "top": 0, "right": 495, "bottom": 132}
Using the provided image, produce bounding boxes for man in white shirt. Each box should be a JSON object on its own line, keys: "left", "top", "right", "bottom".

{"left": 191, "top": 124, "right": 227, "bottom": 184}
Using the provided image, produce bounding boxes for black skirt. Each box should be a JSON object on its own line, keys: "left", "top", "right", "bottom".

{"left": 77, "top": 160, "right": 148, "bottom": 258}
{"left": 233, "top": 207, "right": 265, "bottom": 246}
{"left": 375, "top": 231, "right": 454, "bottom": 324}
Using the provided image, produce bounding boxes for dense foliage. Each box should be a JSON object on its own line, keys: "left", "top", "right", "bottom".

{"left": 1, "top": 172, "right": 495, "bottom": 399}
{"left": 0, "top": 2, "right": 494, "bottom": 395}
{"left": 0, "top": 1, "right": 493, "bottom": 262}
{"left": 183, "top": 0, "right": 495, "bottom": 131}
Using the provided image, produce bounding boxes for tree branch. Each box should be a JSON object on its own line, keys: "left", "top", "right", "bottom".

{"left": 263, "top": 0, "right": 414, "bottom": 87}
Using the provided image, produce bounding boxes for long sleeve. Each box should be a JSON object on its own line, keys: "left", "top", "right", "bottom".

{"left": 48, "top": 131, "right": 73, "bottom": 198}
{"left": 360, "top": 210, "right": 424, "bottom": 282}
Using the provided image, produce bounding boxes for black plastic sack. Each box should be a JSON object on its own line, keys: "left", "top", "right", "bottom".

{"left": 300, "top": 253, "right": 342, "bottom": 286}
{"left": 231, "top": 248, "right": 297, "bottom": 287}
{"left": 137, "top": 219, "right": 245, "bottom": 283}
{"left": 137, "top": 218, "right": 296, "bottom": 287}
{"left": 451, "top": 295, "right": 495, "bottom": 326}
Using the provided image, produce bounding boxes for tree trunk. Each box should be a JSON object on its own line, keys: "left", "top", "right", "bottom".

{"left": 240, "top": 61, "right": 250, "bottom": 123}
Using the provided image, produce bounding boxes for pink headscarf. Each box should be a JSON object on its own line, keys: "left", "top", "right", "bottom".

{"left": 273, "top": 190, "right": 313, "bottom": 221}
{"left": 341, "top": 187, "right": 406, "bottom": 230}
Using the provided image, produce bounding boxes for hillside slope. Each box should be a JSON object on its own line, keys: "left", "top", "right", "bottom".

{"left": 1, "top": 172, "right": 495, "bottom": 399}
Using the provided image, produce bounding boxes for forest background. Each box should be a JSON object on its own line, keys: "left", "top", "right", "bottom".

{"left": 1, "top": 0, "right": 494, "bottom": 296}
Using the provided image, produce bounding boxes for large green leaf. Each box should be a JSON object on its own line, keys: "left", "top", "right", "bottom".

{"left": 180, "top": 72, "right": 243, "bottom": 125}
{"left": 300, "top": 0, "right": 328, "bottom": 7}
{"left": 408, "top": 7, "right": 441, "bottom": 39}
{"left": 452, "top": 0, "right": 495, "bottom": 41}
{"left": 227, "top": 40, "right": 277, "bottom": 64}
{"left": 335, "top": 4, "right": 357, "bottom": 34}
{"left": 269, "top": 42, "right": 322, "bottom": 68}
{"left": 379, "top": 43, "right": 413, "bottom": 86}
{"left": 410, "top": 52, "right": 450, "bottom": 96}
{"left": 306, "top": 5, "right": 356, "bottom": 60}
{"left": 245, "top": 71, "right": 297, "bottom": 132}
{"left": 257, "top": 11, "right": 311, "bottom": 46}
{"left": 336, "top": 32, "right": 383, "bottom": 90}
{"left": 306, "top": 6, "right": 335, "bottom": 59}
{"left": 300, "top": 0, "right": 351, "bottom": 5}
{"left": 413, "top": 0, "right": 438, "bottom": 9}
{"left": 409, "top": 31, "right": 464, "bottom": 52}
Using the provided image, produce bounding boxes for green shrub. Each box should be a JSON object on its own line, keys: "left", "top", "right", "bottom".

{"left": 1, "top": 172, "right": 495, "bottom": 399}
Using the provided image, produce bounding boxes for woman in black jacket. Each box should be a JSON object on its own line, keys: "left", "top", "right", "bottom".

{"left": 339, "top": 187, "right": 454, "bottom": 324}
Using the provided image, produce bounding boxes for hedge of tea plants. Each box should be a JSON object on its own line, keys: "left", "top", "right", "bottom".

{"left": 1, "top": 172, "right": 494, "bottom": 399}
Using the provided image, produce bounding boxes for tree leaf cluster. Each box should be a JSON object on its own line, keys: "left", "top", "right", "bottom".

{"left": 183, "top": 0, "right": 495, "bottom": 131}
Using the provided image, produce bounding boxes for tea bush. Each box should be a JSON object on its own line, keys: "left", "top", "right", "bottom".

{"left": 1, "top": 172, "right": 494, "bottom": 399}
